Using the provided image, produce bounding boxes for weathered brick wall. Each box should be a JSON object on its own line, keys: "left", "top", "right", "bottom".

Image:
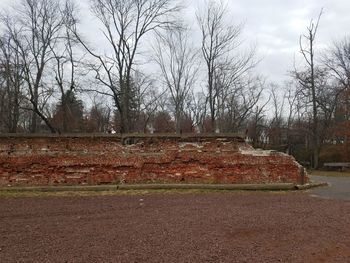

{"left": 0, "top": 134, "right": 307, "bottom": 186}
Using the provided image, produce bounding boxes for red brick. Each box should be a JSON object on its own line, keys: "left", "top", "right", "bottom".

{"left": 0, "top": 135, "right": 307, "bottom": 186}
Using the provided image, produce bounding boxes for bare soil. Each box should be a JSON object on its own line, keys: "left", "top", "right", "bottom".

{"left": 0, "top": 192, "right": 349, "bottom": 262}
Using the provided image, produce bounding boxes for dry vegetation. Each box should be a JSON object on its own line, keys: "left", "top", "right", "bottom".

{"left": 308, "top": 170, "right": 350, "bottom": 177}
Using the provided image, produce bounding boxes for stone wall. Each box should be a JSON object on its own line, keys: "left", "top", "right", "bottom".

{"left": 0, "top": 134, "right": 307, "bottom": 186}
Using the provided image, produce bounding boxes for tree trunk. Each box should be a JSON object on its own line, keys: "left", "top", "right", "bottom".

{"left": 310, "top": 31, "right": 319, "bottom": 169}
{"left": 30, "top": 111, "right": 37, "bottom": 133}
{"left": 175, "top": 107, "right": 181, "bottom": 134}
{"left": 34, "top": 107, "right": 56, "bottom": 133}
{"left": 62, "top": 95, "right": 68, "bottom": 133}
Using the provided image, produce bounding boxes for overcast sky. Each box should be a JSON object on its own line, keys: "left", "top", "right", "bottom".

{"left": 222, "top": 0, "right": 349, "bottom": 83}
{"left": 1, "top": 0, "right": 349, "bottom": 84}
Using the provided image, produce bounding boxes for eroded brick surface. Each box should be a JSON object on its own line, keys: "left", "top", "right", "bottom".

{"left": 0, "top": 135, "right": 307, "bottom": 186}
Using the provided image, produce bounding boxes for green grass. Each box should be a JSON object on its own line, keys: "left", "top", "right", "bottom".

{"left": 0, "top": 189, "right": 229, "bottom": 198}
{"left": 0, "top": 190, "right": 134, "bottom": 198}
{"left": 308, "top": 170, "right": 350, "bottom": 177}
{"left": 0, "top": 188, "right": 292, "bottom": 198}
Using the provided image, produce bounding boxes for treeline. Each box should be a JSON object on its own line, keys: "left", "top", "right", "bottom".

{"left": 0, "top": 0, "right": 349, "bottom": 167}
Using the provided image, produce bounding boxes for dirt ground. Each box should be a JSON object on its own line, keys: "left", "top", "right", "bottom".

{"left": 0, "top": 192, "right": 349, "bottom": 263}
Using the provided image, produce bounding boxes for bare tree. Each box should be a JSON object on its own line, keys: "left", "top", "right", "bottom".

{"left": 85, "top": 94, "right": 112, "bottom": 133}
{"left": 270, "top": 84, "right": 286, "bottom": 128}
{"left": 70, "top": 0, "right": 181, "bottom": 133}
{"left": 196, "top": 0, "right": 256, "bottom": 132}
{"left": 247, "top": 94, "right": 271, "bottom": 147}
{"left": 153, "top": 27, "right": 198, "bottom": 133}
{"left": 50, "top": 1, "right": 86, "bottom": 133}
{"left": 131, "top": 71, "right": 161, "bottom": 133}
{"left": 185, "top": 91, "right": 207, "bottom": 133}
{"left": 2, "top": 0, "right": 67, "bottom": 133}
{"left": 323, "top": 38, "right": 350, "bottom": 129}
{"left": 283, "top": 81, "right": 300, "bottom": 154}
{"left": 294, "top": 9, "right": 323, "bottom": 168}
{"left": 324, "top": 37, "right": 350, "bottom": 89}
{"left": 266, "top": 82, "right": 301, "bottom": 150}
{"left": 219, "top": 76, "right": 264, "bottom": 133}
{"left": 0, "top": 35, "right": 24, "bottom": 133}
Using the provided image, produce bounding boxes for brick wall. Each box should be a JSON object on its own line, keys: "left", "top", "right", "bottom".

{"left": 0, "top": 134, "right": 307, "bottom": 186}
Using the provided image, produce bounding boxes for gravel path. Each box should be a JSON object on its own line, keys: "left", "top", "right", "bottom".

{"left": 0, "top": 192, "right": 349, "bottom": 262}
